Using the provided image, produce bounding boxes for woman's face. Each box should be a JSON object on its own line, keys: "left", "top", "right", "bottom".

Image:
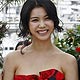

{"left": 29, "top": 7, "right": 54, "bottom": 41}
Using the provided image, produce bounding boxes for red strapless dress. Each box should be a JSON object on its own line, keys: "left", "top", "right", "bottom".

{"left": 14, "top": 69, "right": 65, "bottom": 80}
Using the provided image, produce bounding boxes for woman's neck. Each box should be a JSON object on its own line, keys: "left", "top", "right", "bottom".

{"left": 31, "top": 38, "right": 54, "bottom": 52}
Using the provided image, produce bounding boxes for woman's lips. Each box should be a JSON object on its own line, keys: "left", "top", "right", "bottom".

{"left": 37, "top": 29, "right": 48, "bottom": 35}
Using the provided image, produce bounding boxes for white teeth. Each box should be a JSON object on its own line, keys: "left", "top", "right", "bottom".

{"left": 38, "top": 30, "right": 47, "bottom": 34}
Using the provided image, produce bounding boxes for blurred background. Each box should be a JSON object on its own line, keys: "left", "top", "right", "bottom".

{"left": 0, "top": 0, "right": 80, "bottom": 68}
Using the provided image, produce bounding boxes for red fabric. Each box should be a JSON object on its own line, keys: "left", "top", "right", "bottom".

{"left": 14, "top": 69, "right": 64, "bottom": 80}
{"left": 76, "top": 47, "right": 80, "bottom": 52}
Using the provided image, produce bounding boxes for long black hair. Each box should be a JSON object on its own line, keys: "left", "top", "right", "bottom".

{"left": 19, "top": 0, "right": 63, "bottom": 37}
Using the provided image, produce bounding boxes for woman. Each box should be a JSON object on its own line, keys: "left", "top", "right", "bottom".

{"left": 3, "top": 0, "right": 78, "bottom": 80}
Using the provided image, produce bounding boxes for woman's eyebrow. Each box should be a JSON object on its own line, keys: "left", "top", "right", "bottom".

{"left": 30, "top": 17, "right": 38, "bottom": 19}
{"left": 44, "top": 15, "right": 48, "bottom": 17}
{"left": 30, "top": 14, "right": 48, "bottom": 19}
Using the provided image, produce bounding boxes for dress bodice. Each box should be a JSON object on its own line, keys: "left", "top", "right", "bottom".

{"left": 14, "top": 69, "right": 64, "bottom": 80}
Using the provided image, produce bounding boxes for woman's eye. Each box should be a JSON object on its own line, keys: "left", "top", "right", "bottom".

{"left": 31, "top": 19, "right": 38, "bottom": 22}
{"left": 45, "top": 17, "right": 50, "bottom": 20}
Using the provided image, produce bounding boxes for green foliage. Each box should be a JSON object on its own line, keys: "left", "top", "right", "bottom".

{"left": 0, "top": 21, "right": 7, "bottom": 68}
{"left": 54, "top": 25, "right": 80, "bottom": 59}
{"left": 0, "top": 21, "right": 7, "bottom": 39}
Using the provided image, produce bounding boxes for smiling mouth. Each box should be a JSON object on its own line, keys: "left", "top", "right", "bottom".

{"left": 37, "top": 29, "right": 49, "bottom": 35}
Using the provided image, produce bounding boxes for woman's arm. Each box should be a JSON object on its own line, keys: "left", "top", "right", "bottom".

{"left": 3, "top": 53, "right": 16, "bottom": 80}
{"left": 63, "top": 54, "right": 78, "bottom": 80}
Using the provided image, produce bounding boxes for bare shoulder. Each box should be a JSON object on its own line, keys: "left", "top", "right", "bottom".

{"left": 55, "top": 46, "right": 76, "bottom": 61}
{"left": 4, "top": 50, "right": 21, "bottom": 65}
{"left": 55, "top": 47, "right": 77, "bottom": 68}
{"left": 3, "top": 50, "right": 25, "bottom": 80}
{"left": 61, "top": 51, "right": 77, "bottom": 63}
{"left": 4, "top": 46, "right": 30, "bottom": 64}
{"left": 54, "top": 46, "right": 76, "bottom": 62}
{"left": 58, "top": 51, "right": 78, "bottom": 79}
{"left": 5, "top": 50, "right": 20, "bottom": 58}
{"left": 57, "top": 49, "right": 77, "bottom": 65}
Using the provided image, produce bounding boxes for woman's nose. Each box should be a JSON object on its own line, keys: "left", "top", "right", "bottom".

{"left": 39, "top": 21, "right": 46, "bottom": 28}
